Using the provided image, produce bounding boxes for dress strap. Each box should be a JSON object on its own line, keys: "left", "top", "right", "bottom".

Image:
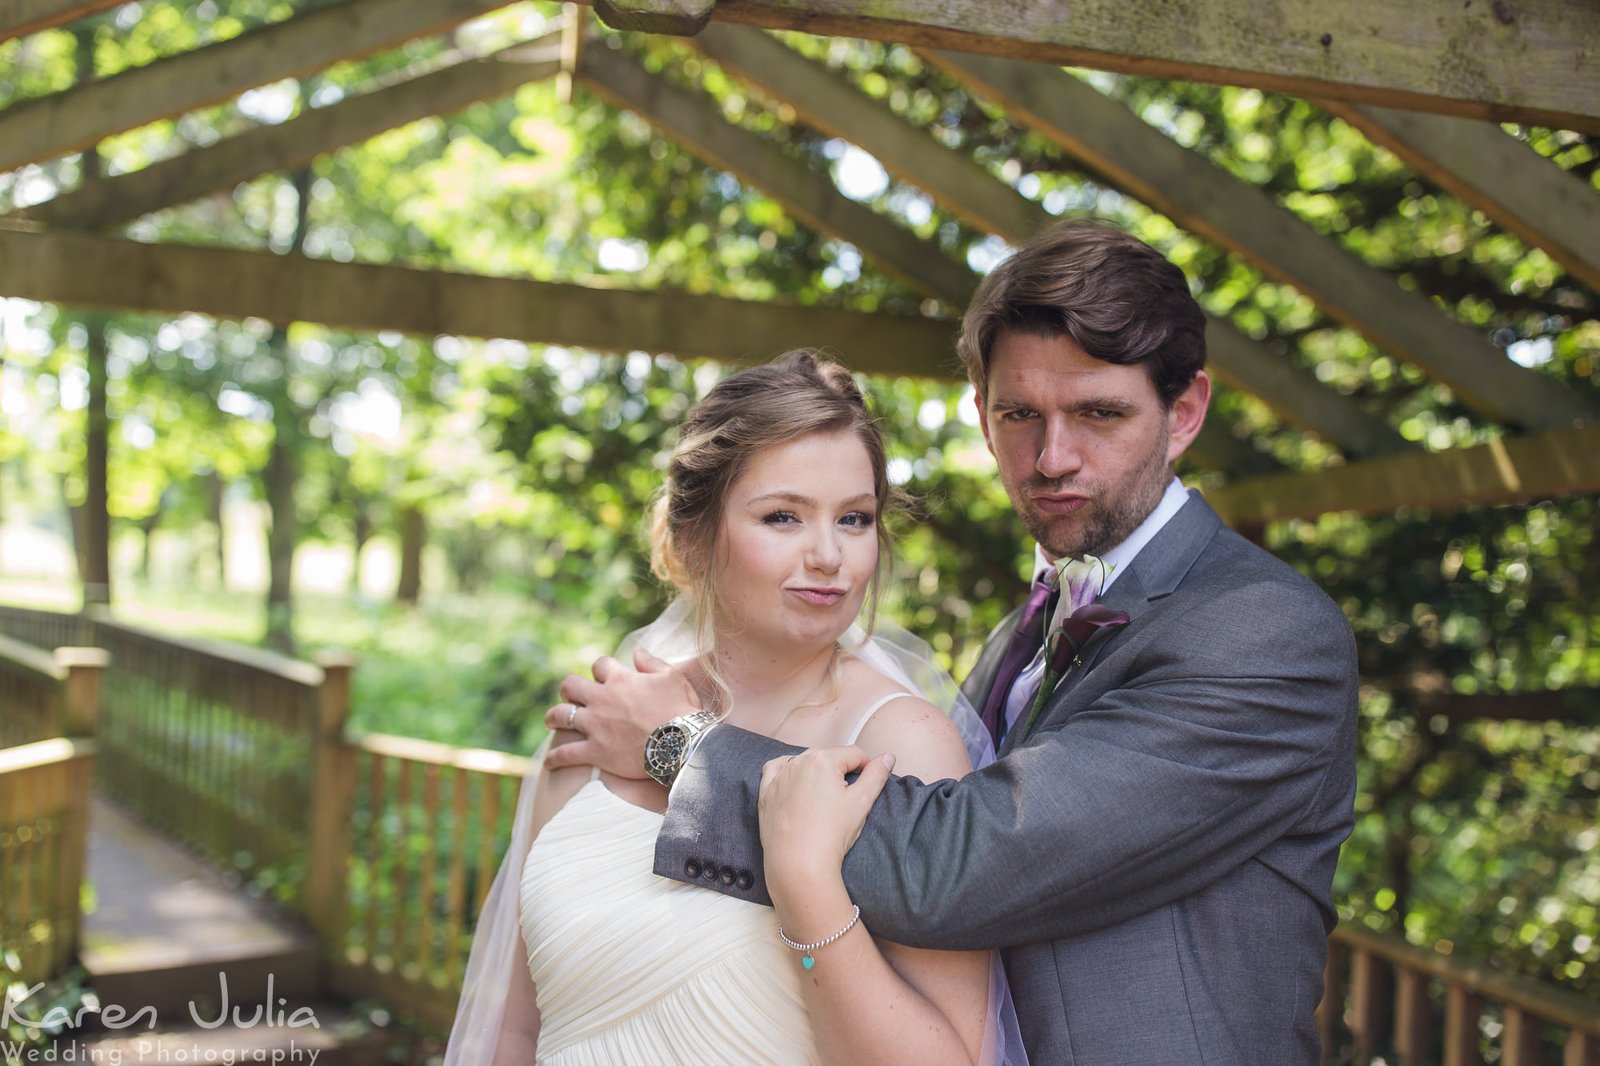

{"left": 843, "top": 690, "right": 917, "bottom": 745}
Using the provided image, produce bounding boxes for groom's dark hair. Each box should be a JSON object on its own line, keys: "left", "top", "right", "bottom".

{"left": 957, "top": 220, "right": 1207, "bottom": 408}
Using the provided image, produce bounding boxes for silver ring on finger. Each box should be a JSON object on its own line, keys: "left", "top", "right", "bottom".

{"left": 566, "top": 703, "right": 579, "bottom": 730}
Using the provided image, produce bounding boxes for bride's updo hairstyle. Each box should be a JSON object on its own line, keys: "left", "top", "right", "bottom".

{"left": 650, "top": 349, "right": 893, "bottom": 632}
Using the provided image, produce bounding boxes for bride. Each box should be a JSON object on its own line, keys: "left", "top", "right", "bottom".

{"left": 445, "top": 350, "right": 1019, "bottom": 1064}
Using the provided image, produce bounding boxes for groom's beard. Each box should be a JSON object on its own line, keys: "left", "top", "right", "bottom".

{"left": 1018, "top": 424, "right": 1170, "bottom": 561}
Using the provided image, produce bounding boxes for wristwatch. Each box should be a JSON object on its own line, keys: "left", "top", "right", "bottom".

{"left": 644, "top": 711, "right": 719, "bottom": 788}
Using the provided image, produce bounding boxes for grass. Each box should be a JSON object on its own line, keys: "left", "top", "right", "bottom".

{"left": 0, "top": 575, "right": 619, "bottom": 754}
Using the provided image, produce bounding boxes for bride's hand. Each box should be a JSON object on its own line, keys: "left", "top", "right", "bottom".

{"left": 544, "top": 648, "right": 701, "bottom": 777}
{"left": 758, "top": 747, "right": 895, "bottom": 903}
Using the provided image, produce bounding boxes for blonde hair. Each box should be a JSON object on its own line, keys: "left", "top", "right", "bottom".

{"left": 649, "top": 350, "right": 894, "bottom": 700}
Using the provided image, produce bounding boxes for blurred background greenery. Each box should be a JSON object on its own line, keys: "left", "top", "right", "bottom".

{"left": 1, "top": 0, "right": 1595, "bottom": 1010}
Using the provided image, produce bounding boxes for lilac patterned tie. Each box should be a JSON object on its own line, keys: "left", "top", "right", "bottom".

{"left": 979, "top": 573, "right": 1057, "bottom": 746}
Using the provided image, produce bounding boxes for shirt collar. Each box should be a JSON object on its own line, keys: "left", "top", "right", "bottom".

{"left": 1031, "top": 477, "right": 1190, "bottom": 593}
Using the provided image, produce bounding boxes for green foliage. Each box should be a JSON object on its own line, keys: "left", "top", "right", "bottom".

{"left": 2, "top": 952, "right": 95, "bottom": 1059}
{"left": 2, "top": 0, "right": 1596, "bottom": 1015}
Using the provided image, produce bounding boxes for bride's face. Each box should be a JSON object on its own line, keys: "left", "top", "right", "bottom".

{"left": 713, "top": 429, "right": 880, "bottom": 654}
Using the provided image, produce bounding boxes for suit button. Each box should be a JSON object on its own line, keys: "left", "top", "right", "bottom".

{"left": 684, "top": 859, "right": 701, "bottom": 879}
{"left": 735, "top": 869, "right": 754, "bottom": 890}
{"left": 719, "top": 865, "right": 736, "bottom": 886}
{"left": 702, "top": 859, "right": 719, "bottom": 882}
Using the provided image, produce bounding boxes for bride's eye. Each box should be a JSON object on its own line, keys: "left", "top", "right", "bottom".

{"left": 839, "top": 511, "right": 876, "bottom": 529}
{"left": 761, "top": 511, "right": 799, "bottom": 526}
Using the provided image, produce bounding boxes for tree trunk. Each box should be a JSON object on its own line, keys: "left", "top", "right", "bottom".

{"left": 263, "top": 329, "right": 299, "bottom": 654}
{"left": 350, "top": 501, "right": 372, "bottom": 594}
{"left": 138, "top": 508, "right": 160, "bottom": 581}
{"left": 208, "top": 471, "right": 227, "bottom": 588}
{"left": 76, "top": 25, "right": 112, "bottom": 607}
{"left": 261, "top": 165, "right": 312, "bottom": 653}
{"left": 396, "top": 506, "right": 425, "bottom": 606}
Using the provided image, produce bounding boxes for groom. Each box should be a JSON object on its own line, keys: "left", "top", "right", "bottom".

{"left": 548, "top": 221, "right": 1358, "bottom": 1065}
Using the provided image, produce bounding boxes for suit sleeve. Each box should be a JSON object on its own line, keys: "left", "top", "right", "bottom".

{"left": 656, "top": 577, "right": 1357, "bottom": 949}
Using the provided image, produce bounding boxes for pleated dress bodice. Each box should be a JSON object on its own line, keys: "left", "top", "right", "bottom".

{"left": 518, "top": 779, "right": 820, "bottom": 1065}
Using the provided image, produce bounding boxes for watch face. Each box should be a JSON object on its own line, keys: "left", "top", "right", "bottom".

{"left": 646, "top": 724, "right": 687, "bottom": 775}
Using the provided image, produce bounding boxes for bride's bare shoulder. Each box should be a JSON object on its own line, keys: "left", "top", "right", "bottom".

{"left": 837, "top": 659, "right": 973, "bottom": 782}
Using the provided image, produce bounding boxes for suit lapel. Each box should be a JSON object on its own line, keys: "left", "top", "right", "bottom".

{"left": 998, "top": 491, "right": 1225, "bottom": 754}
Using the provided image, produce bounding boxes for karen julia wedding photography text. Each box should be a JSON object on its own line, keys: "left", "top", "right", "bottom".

{"left": 3, "top": 971, "right": 322, "bottom": 1065}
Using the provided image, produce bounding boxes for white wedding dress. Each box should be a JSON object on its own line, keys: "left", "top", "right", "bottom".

{"left": 444, "top": 611, "right": 1025, "bottom": 1066}
{"left": 515, "top": 695, "right": 909, "bottom": 1065}
{"left": 519, "top": 778, "right": 818, "bottom": 1065}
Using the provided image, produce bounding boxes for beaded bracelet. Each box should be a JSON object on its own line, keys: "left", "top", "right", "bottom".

{"left": 778, "top": 905, "right": 861, "bottom": 970}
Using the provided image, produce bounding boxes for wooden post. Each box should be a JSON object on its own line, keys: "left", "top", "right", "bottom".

{"left": 55, "top": 646, "right": 109, "bottom": 737}
{"left": 1349, "top": 948, "right": 1392, "bottom": 1062}
{"left": 1443, "top": 984, "right": 1484, "bottom": 1066}
{"left": 1503, "top": 1007, "right": 1544, "bottom": 1066}
{"left": 306, "top": 651, "right": 355, "bottom": 958}
{"left": 1565, "top": 1030, "right": 1600, "bottom": 1066}
{"left": 1394, "top": 966, "right": 1432, "bottom": 1065}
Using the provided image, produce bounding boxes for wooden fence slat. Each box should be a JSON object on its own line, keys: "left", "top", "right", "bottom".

{"left": 473, "top": 774, "right": 502, "bottom": 924}
{"left": 1503, "top": 1006, "right": 1544, "bottom": 1066}
{"left": 1395, "top": 966, "right": 1432, "bottom": 1065}
{"left": 417, "top": 761, "right": 441, "bottom": 980}
{"left": 1349, "top": 948, "right": 1391, "bottom": 1061}
{"left": 1444, "top": 984, "right": 1484, "bottom": 1066}
{"left": 363, "top": 752, "right": 387, "bottom": 965}
{"left": 389, "top": 758, "right": 415, "bottom": 972}
{"left": 444, "top": 765, "right": 470, "bottom": 983}
{"left": 1566, "top": 1030, "right": 1600, "bottom": 1066}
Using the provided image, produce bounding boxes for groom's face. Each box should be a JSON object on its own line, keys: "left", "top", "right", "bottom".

{"left": 976, "top": 330, "right": 1208, "bottom": 561}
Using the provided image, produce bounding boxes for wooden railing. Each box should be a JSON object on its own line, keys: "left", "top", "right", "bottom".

{"left": 1323, "top": 923, "right": 1600, "bottom": 1066}
{"left": 321, "top": 731, "right": 530, "bottom": 1030}
{"left": 0, "top": 637, "right": 105, "bottom": 988}
{"left": 84, "top": 611, "right": 342, "bottom": 908}
{"left": 0, "top": 605, "right": 89, "bottom": 656}
{"left": 6, "top": 603, "right": 1597, "bottom": 1052}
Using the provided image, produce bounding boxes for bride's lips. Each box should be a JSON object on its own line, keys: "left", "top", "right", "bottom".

{"left": 788, "top": 586, "right": 847, "bottom": 606}
{"left": 1032, "top": 493, "right": 1090, "bottom": 515}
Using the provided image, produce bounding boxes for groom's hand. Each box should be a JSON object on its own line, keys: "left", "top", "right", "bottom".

{"left": 543, "top": 648, "right": 700, "bottom": 778}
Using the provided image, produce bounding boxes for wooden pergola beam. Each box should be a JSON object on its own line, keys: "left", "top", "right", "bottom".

{"left": 1407, "top": 686, "right": 1600, "bottom": 724}
{"left": 1205, "top": 322, "right": 1405, "bottom": 458}
{"left": 1208, "top": 422, "right": 1600, "bottom": 525}
{"left": 573, "top": 46, "right": 977, "bottom": 303}
{"left": 0, "top": 224, "right": 959, "bottom": 378}
{"left": 1323, "top": 101, "right": 1600, "bottom": 296}
{"left": 691, "top": 24, "right": 1392, "bottom": 461}
{"left": 1, "top": 0, "right": 122, "bottom": 44}
{"left": 16, "top": 39, "right": 564, "bottom": 232}
{"left": 575, "top": 0, "right": 1600, "bottom": 133}
{"left": 927, "top": 51, "right": 1597, "bottom": 433}
{"left": 0, "top": 0, "right": 514, "bottom": 174}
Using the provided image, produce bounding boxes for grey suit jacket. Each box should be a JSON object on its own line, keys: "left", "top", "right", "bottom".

{"left": 655, "top": 492, "right": 1358, "bottom": 1065}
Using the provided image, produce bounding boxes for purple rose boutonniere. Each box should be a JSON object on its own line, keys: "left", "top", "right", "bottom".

{"left": 1018, "top": 555, "right": 1131, "bottom": 742}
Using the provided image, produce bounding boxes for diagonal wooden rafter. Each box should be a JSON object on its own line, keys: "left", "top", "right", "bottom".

{"left": 688, "top": 23, "right": 1404, "bottom": 459}
{"left": 574, "top": 47, "right": 1271, "bottom": 476}
{"left": 0, "top": 0, "right": 517, "bottom": 174}
{"left": 0, "top": 223, "right": 959, "bottom": 377}
{"left": 1321, "top": 101, "right": 1600, "bottom": 296}
{"left": 572, "top": 0, "right": 1600, "bottom": 133}
{"left": 1209, "top": 421, "right": 1600, "bottom": 525}
{"left": 15, "top": 37, "right": 565, "bottom": 232}
{"left": 926, "top": 51, "right": 1597, "bottom": 434}
{"left": 1, "top": 0, "right": 123, "bottom": 44}
{"left": 572, "top": 49, "right": 977, "bottom": 305}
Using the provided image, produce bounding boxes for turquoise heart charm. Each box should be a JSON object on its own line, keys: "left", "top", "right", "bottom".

{"left": 801, "top": 954, "right": 815, "bottom": 970}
